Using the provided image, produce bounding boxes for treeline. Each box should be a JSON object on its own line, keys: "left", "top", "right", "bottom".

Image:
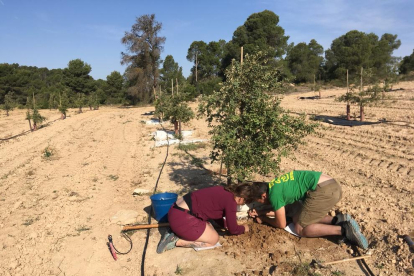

{"left": 1, "top": 10, "right": 414, "bottom": 109}
{"left": 0, "top": 60, "right": 129, "bottom": 111}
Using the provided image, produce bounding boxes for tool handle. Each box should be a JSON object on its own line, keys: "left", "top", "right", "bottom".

{"left": 122, "top": 223, "right": 170, "bottom": 231}
{"left": 324, "top": 255, "right": 371, "bottom": 265}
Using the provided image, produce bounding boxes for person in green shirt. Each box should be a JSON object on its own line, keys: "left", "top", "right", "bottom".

{"left": 248, "top": 170, "right": 368, "bottom": 249}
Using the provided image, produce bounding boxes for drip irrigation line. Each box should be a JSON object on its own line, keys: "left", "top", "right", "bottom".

{"left": 141, "top": 121, "right": 170, "bottom": 276}
{"left": 355, "top": 247, "right": 376, "bottom": 276}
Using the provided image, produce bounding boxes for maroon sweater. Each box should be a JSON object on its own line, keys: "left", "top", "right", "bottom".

{"left": 190, "top": 186, "right": 245, "bottom": 235}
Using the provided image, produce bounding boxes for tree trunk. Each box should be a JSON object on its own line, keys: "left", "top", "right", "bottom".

{"left": 78, "top": 106, "right": 82, "bottom": 113}
{"left": 174, "top": 121, "right": 179, "bottom": 136}
{"left": 6, "top": 110, "right": 9, "bottom": 116}
{"left": 28, "top": 119, "right": 33, "bottom": 131}
{"left": 61, "top": 113, "right": 66, "bottom": 120}
{"left": 346, "top": 104, "right": 351, "bottom": 120}
{"left": 178, "top": 121, "right": 182, "bottom": 138}
{"left": 195, "top": 53, "right": 198, "bottom": 83}
{"left": 360, "top": 105, "right": 365, "bottom": 122}
{"left": 33, "top": 122, "right": 37, "bottom": 131}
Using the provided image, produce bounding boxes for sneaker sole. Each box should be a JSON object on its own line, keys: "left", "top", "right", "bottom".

{"left": 348, "top": 220, "right": 368, "bottom": 249}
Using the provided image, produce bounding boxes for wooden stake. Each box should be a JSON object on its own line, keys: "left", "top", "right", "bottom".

{"left": 347, "top": 69, "right": 350, "bottom": 120}
{"left": 324, "top": 255, "right": 371, "bottom": 266}
{"left": 241, "top": 46, "right": 243, "bottom": 65}
{"left": 171, "top": 79, "right": 174, "bottom": 95}
{"left": 122, "top": 223, "right": 169, "bottom": 231}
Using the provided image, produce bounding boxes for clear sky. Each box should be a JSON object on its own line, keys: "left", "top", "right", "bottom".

{"left": 1, "top": 0, "right": 413, "bottom": 80}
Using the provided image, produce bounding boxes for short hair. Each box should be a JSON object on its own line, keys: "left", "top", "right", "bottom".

{"left": 248, "top": 182, "right": 269, "bottom": 202}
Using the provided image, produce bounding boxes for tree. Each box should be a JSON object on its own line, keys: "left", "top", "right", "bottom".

{"left": 222, "top": 10, "right": 289, "bottom": 71}
{"left": 399, "top": 49, "right": 414, "bottom": 74}
{"left": 25, "top": 90, "right": 45, "bottom": 131}
{"left": 159, "top": 55, "right": 185, "bottom": 95}
{"left": 337, "top": 68, "right": 383, "bottom": 122}
{"left": 187, "top": 41, "right": 206, "bottom": 83}
{"left": 58, "top": 89, "right": 69, "bottom": 119}
{"left": 64, "top": 59, "right": 95, "bottom": 113}
{"left": 121, "top": 14, "right": 165, "bottom": 103}
{"left": 199, "top": 52, "right": 318, "bottom": 184}
{"left": 286, "top": 39, "right": 324, "bottom": 83}
{"left": 325, "top": 30, "right": 400, "bottom": 82}
{"left": 155, "top": 93, "right": 194, "bottom": 137}
{"left": 105, "top": 71, "right": 125, "bottom": 104}
{"left": 2, "top": 91, "right": 15, "bottom": 116}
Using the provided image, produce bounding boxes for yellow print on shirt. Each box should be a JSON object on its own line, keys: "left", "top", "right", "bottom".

{"left": 269, "top": 171, "right": 294, "bottom": 188}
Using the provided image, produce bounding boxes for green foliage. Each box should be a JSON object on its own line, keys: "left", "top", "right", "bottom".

{"left": 105, "top": 71, "right": 126, "bottom": 104}
{"left": 199, "top": 52, "right": 318, "bottom": 183}
{"left": 121, "top": 14, "right": 165, "bottom": 104}
{"left": 155, "top": 93, "right": 195, "bottom": 135}
{"left": 174, "top": 265, "right": 183, "bottom": 275}
{"left": 223, "top": 10, "right": 289, "bottom": 71}
{"left": 42, "top": 146, "right": 55, "bottom": 159}
{"left": 2, "top": 91, "right": 15, "bottom": 115}
{"left": 399, "top": 49, "right": 414, "bottom": 74}
{"left": 159, "top": 55, "right": 185, "bottom": 95}
{"left": 64, "top": 59, "right": 95, "bottom": 95}
{"left": 58, "top": 90, "right": 69, "bottom": 118}
{"left": 286, "top": 39, "right": 324, "bottom": 83}
{"left": 337, "top": 68, "right": 385, "bottom": 121}
{"left": 75, "top": 93, "right": 86, "bottom": 113}
{"left": 325, "top": 30, "right": 401, "bottom": 81}
{"left": 177, "top": 142, "right": 207, "bottom": 151}
{"left": 31, "top": 108, "right": 46, "bottom": 126}
{"left": 187, "top": 40, "right": 226, "bottom": 83}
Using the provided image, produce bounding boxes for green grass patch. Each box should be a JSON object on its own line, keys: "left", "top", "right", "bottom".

{"left": 177, "top": 142, "right": 207, "bottom": 151}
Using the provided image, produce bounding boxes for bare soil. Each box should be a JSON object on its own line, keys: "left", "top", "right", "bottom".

{"left": 1, "top": 82, "right": 413, "bottom": 276}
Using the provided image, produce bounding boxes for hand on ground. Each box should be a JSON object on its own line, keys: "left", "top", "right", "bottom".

{"left": 254, "top": 217, "right": 263, "bottom": 224}
{"left": 248, "top": 209, "right": 258, "bottom": 218}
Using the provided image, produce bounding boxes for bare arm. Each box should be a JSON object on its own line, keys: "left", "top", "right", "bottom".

{"left": 260, "top": 207, "right": 287, "bottom": 229}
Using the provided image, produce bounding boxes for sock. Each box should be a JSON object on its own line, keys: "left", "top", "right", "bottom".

{"left": 340, "top": 224, "right": 346, "bottom": 236}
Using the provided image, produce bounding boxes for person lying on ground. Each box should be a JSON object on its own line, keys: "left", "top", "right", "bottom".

{"left": 157, "top": 184, "right": 250, "bottom": 253}
{"left": 247, "top": 170, "right": 368, "bottom": 249}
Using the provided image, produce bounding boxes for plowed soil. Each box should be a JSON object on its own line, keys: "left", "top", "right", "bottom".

{"left": 1, "top": 82, "right": 413, "bottom": 276}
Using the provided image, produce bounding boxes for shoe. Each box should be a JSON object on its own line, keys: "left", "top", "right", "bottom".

{"left": 156, "top": 228, "right": 179, "bottom": 254}
{"left": 341, "top": 220, "right": 368, "bottom": 250}
{"left": 332, "top": 213, "right": 351, "bottom": 225}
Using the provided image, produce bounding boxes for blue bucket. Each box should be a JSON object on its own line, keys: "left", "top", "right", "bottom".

{"left": 150, "top": 192, "right": 178, "bottom": 222}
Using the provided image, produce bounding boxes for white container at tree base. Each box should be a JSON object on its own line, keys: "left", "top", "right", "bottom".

{"left": 145, "top": 119, "right": 163, "bottom": 125}
{"left": 181, "top": 130, "right": 193, "bottom": 137}
{"left": 152, "top": 130, "right": 174, "bottom": 141}
{"left": 237, "top": 204, "right": 250, "bottom": 212}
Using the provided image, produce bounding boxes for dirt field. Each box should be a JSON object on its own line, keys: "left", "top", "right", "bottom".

{"left": 1, "top": 82, "right": 413, "bottom": 276}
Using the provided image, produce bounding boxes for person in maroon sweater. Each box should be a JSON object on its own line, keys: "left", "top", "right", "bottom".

{"left": 157, "top": 185, "right": 250, "bottom": 253}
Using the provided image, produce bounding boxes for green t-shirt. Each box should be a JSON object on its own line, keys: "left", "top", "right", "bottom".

{"left": 268, "top": 170, "right": 322, "bottom": 211}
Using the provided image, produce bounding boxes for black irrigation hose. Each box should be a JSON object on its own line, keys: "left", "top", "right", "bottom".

{"left": 111, "top": 232, "right": 133, "bottom": 255}
{"left": 355, "top": 247, "right": 376, "bottom": 276}
{"left": 141, "top": 120, "right": 170, "bottom": 276}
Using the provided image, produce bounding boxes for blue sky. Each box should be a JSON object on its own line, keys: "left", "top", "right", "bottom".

{"left": 1, "top": 0, "right": 413, "bottom": 80}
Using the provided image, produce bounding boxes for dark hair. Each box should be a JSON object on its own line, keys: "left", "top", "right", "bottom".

{"left": 224, "top": 183, "right": 251, "bottom": 202}
{"left": 248, "top": 182, "right": 269, "bottom": 202}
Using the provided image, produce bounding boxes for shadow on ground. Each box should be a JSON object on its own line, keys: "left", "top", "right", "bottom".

{"left": 313, "top": 115, "right": 382, "bottom": 127}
